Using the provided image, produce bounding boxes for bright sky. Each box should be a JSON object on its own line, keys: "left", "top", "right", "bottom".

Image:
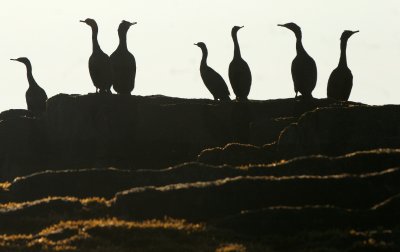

{"left": 2, "top": 0, "right": 400, "bottom": 112}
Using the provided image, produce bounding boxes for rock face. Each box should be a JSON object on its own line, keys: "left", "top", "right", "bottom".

{"left": 198, "top": 105, "right": 400, "bottom": 166}
{"left": 0, "top": 94, "right": 355, "bottom": 180}
{"left": 1, "top": 94, "right": 400, "bottom": 251}
{"left": 5, "top": 149, "right": 400, "bottom": 203}
{"left": 0, "top": 110, "right": 47, "bottom": 180}
{"left": 278, "top": 105, "right": 400, "bottom": 157}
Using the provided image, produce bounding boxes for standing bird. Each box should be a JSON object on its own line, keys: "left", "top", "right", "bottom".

{"left": 110, "top": 20, "right": 137, "bottom": 95}
{"left": 10, "top": 57, "right": 48, "bottom": 114}
{"left": 327, "top": 30, "right": 359, "bottom": 101}
{"left": 278, "top": 23, "right": 317, "bottom": 99}
{"left": 194, "top": 42, "right": 231, "bottom": 101}
{"left": 229, "top": 26, "right": 252, "bottom": 101}
{"left": 80, "top": 18, "right": 113, "bottom": 94}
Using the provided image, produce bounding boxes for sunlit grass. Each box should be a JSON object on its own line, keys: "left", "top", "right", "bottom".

{"left": 0, "top": 218, "right": 398, "bottom": 251}
{"left": 216, "top": 243, "right": 247, "bottom": 252}
{"left": 0, "top": 196, "right": 109, "bottom": 213}
{"left": 0, "top": 182, "right": 10, "bottom": 191}
{"left": 0, "top": 218, "right": 213, "bottom": 251}
{"left": 38, "top": 218, "right": 205, "bottom": 235}
{"left": 246, "top": 148, "right": 400, "bottom": 169}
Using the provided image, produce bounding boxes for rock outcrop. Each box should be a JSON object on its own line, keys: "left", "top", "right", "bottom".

{"left": 4, "top": 149, "right": 400, "bottom": 203}
{"left": 278, "top": 105, "right": 400, "bottom": 157}
{"left": 1, "top": 94, "right": 400, "bottom": 251}
{"left": 0, "top": 94, "right": 358, "bottom": 180}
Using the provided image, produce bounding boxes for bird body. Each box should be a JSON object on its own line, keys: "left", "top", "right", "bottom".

{"left": 195, "top": 42, "right": 230, "bottom": 101}
{"left": 229, "top": 26, "right": 252, "bottom": 101}
{"left": 26, "top": 85, "right": 47, "bottom": 113}
{"left": 81, "top": 18, "right": 113, "bottom": 93}
{"left": 279, "top": 23, "right": 317, "bottom": 98}
{"left": 327, "top": 30, "right": 359, "bottom": 101}
{"left": 88, "top": 52, "right": 113, "bottom": 93}
{"left": 11, "top": 57, "right": 47, "bottom": 114}
{"left": 110, "top": 20, "right": 137, "bottom": 95}
{"left": 327, "top": 67, "right": 352, "bottom": 101}
{"left": 291, "top": 52, "right": 317, "bottom": 98}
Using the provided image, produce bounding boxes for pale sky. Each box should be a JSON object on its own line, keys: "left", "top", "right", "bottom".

{"left": 2, "top": 0, "right": 400, "bottom": 112}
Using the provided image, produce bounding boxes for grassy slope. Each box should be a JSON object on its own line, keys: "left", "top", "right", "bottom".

{"left": 0, "top": 218, "right": 399, "bottom": 252}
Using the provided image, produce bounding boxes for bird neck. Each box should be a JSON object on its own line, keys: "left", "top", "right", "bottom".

{"left": 117, "top": 30, "right": 128, "bottom": 50}
{"left": 295, "top": 35, "right": 306, "bottom": 55}
{"left": 91, "top": 26, "right": 101, "bottom": 52}
{"left": 232, "top": 32, "right": 241, "bottom": 58}
{"left": 339, "top": 39, "right": 348, "bottom": 66}
{"left": 200, "top": 47, "right": 208, "bottom": 66}
{"left": 24, "top": 63, "right": 37, "bottom": 87}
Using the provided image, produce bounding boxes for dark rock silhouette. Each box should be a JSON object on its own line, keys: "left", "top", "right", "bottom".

{"left": 215, "top": 193, "right": 400, "bottom": 235}
{"left": 230, "top": 102, "right": 251, "bottom": 142}
{"left": 0, "top": 109, "right": 33, "bottom": 120}
{"left": 0, "top": 113, "right": 47, "bottom": 181}
{"left": 1, "top": 192, "right": 399, "bottom": 241}
{"left": 327, "top": 30, "right": 359, "bottom": 101}
{"left": 0, "top": 95, "right": 400, "bottom": 250}
{"left": 198, "top": 142, "right": 277, "bottom": 166}
{"left": 0, "top": 95, "right": 364, "bottom": 181}
{"left": 194, "top": 42, "right": 231, "bottom": 101}
{"left": 5, "top": 149, "right": 400, "bottom": 203}
{"left": 229, "top": 26, "right": 252, "bottom": 101}
{"left": 278, "top": 105, "right": 400, "bottom": 157}
{"left": 198, "top": 105, "right": 400, "bottom": 166}
{"left": 110, "top": 20, "right": 137, "bottom": 95}
{"left": 278, "top": 23, "right": 317, "bottom": 98}
{"left": 80, "top": 18, "right": 113, "bottom": 94}
{"left": 113, "top": 167, "right": 400, "bottom": 220}
{"left": 10, "top": 58, "right": 47, "bottom": 114}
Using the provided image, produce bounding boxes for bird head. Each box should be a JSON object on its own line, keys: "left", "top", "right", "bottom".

{"left": 119, "top": 20, "right": 137, "bottom": 32}
{"left": 194, "top": 42, "right": 207, "bottom": 49}
{"left": 80, "top": 18, "right": 98, "bottom": 28}
{"left": 232, "top": 26, "right": 244, "bottom": 34}
{"left": 278, "top": 22, "right": 301, "bottom": 37}
{"left": 340, "top": 30, "right": 359, "bottom": 41}
{"left": 10, "top": 57, "right": 31, "bottom": 66}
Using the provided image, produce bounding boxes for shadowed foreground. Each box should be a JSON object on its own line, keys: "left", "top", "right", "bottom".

{"left": 0, "top": 94, "right": 400, "bottom": 251}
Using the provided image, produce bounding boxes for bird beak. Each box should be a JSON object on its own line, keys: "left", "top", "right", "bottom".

{"left": 239, "top": 26, "right": 244, "bottom": 29}
{"left": 79, "top": 20, "right": 85, "bottom": 23}
{"left": 10, "top": 59, "right": 16, "bottom": 61}
{"left": 277, "top": 24, "right": 285, "bottom": 27}
{"left": 194, "top": 43, "right": 198, "bottom": 46}
{"left": 130, "top": 22, "right": 137, "bottom": 26}
{"left": 352, "top": 30, "right": 359, "bottom": 34}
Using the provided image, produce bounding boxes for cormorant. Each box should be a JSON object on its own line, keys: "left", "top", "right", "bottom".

{"left": 10, "top": 57, "right": 48, "bottom": 114}
{"left": 194, "top": 42, "right": 231, "bottom": 101}
{"left": 327, "top": 30, "right": 359, "bottom": 101}
{"left": 110, "top": 20, "right": 137, "bottom": 95}
{"left": 80, "top": 18, "right": 113, "bottom": 94}
{"left": 228, "top": 26, "right": 252, "bottom": 101}
{"left": 278, "top": 22, "right": 317, "bottom": 98}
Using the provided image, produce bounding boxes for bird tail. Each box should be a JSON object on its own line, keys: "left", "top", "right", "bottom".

{"left": 301, "top": 93, "right": 314, "bottom": 100}
{"left": 236, "top": 96, "right": 248, "bottom": 102}
{"left": 221, "top": 96, "right": 231, "bottom": 101}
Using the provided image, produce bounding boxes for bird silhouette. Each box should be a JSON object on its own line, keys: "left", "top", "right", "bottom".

{"left": 278, "top": 22, "right": 317, "bottom": 99}
{"left": 194, "top": 42, "right": 231, "bottom": 101}
{"left": 80, "top": 18, "right": 113, "bottom": 94}
{"left": 327, "top": 30, "right": 359, "bottom": 101}
{"left": 110, "top": 20, "right": 137, "bottom": 95}
{"left": 229, "top": 26, "right": 252, "bottom": 101}
{"left": 10, "top": 57, "right": 48, "bottom": 114}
